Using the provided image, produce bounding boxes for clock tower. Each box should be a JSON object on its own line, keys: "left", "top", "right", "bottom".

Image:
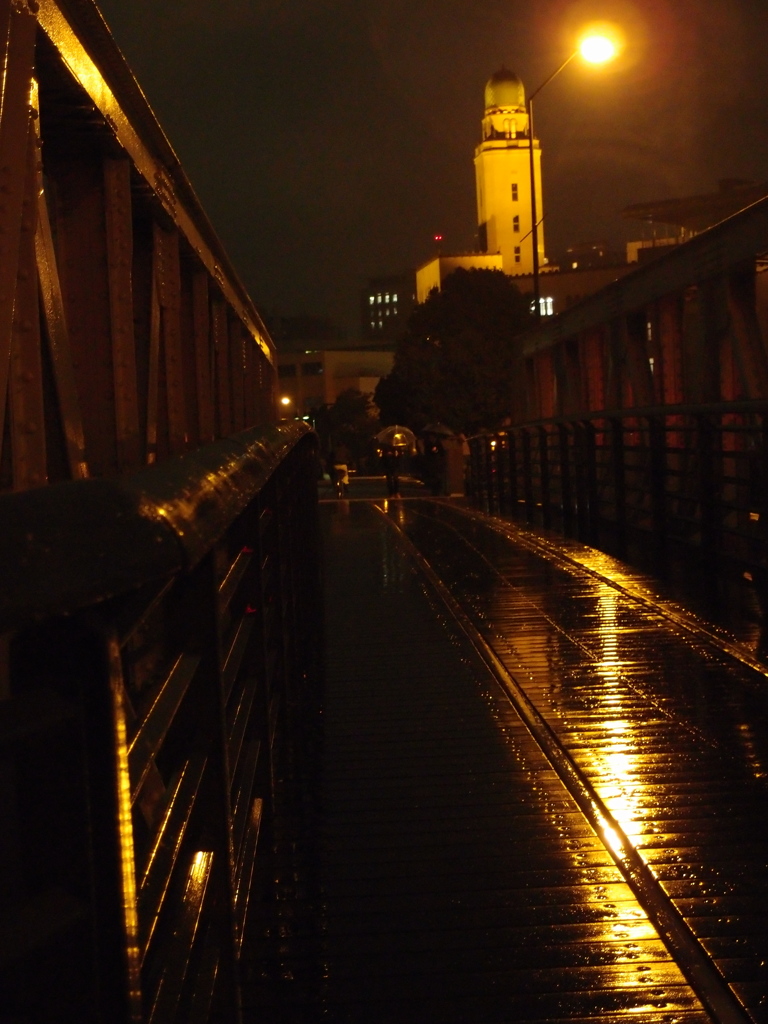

{"left": 474, "top": 68, "right": 545, "bottom": 277}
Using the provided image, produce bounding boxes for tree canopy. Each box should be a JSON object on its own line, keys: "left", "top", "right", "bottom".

{"left": 374, "top": 268, "right": 531, "bottom": 434}
{"left": 312, "top": 388, "right": 380, "bottom": 465}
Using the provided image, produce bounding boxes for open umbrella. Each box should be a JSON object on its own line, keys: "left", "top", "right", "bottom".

{"left": 376, "top": 425, "right": 416, "bottom": 451}
{"left": 422, "top": 423, "right": 454, "bottom": 437}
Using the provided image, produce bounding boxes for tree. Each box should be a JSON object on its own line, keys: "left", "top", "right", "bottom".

{"left": 312, "top": 388, "right": 380, "bottom": 467}
{"left": 374, "top": 268, "right": 531, "bottom": 434}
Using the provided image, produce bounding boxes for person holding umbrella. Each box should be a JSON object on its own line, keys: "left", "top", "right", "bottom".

{"left": 375, "top": 425, "right": 416, "bottom": 499}
{"left": 380, "top": 444, "right": 402, "bottom": 497}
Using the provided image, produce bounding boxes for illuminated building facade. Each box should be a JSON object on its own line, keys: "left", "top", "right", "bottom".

{"left": 475, "top": 68, "right": 544, "bottom": 276}
{"left": 361, "top": 274, "right": 416, "bottom": 341}
{"left": 415, "top": 68, "right": 632, "bottom": 315}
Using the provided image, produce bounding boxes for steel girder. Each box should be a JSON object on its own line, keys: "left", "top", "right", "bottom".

{"left": 517, "top": 193, "right": 768, "bottom": 424}
{"left": 0, "top": 0, "right": 276, "bottom": 492}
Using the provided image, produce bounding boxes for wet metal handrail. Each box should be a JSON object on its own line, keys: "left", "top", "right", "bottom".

{"left": 0, "top": 421, "right": 321, "bottom": 1022}
{"left": 0, "top": 421, "right": 312, "bottom": 629}
{"left": 470, "top": 405, "right": 768, "bottom": 574}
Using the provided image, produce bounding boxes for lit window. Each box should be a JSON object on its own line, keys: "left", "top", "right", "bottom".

{"left": 531, "top": 297, "right": 555, "bottom": 316}
{"left": 646, "top": 321, "right": 653, "bottom": 342}
{"left": 370, "top": 321, "right": 375, "bottom": 328}
{"left": 377, "top": 293, "right": 382, "bottom": 303}
{"left": 385, "top": 293, "right": 390, "bottom": 303}
{"left": 511, "top": 183, "right": 518, "bottom": 201}
{"left": 369, "top": 295, "right": 374, "bottom": 304}
{"left": 393, "top": 293, "right": 398, "bottom": 302}
{"left": 572, "top": 261, "right": 578, "bottom": 269}
{"left": 649, "top": 356, "right": 655, "bottom": 373}
{"left": 513, "top": 215, "right": 520, "bottom": 232}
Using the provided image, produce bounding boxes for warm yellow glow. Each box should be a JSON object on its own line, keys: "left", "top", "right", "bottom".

{"left": 280, "top": 396, "right": 291, "bottom": 406}
{"left": 601, "top": 824, "right": 625, "bottom": 856}
{"left": 579, "top": 33, "right": 616, "bottom": 64}
{"left": 108, "top": 639, "right": 141, "bottom": 1011}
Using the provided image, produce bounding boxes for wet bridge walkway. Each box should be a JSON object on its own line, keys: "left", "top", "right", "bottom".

{"left": 314, "top": 492, "right": 768, "bottom": 1024}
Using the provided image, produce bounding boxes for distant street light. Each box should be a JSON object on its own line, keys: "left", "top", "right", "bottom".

{"left": 528, "top": 29, "right": 619, "bottom": 317}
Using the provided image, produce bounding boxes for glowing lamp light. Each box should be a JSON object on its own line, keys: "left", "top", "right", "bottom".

{"left": 579, "top": 33, "right": 617, "bottom": 64}
{"left": 280, "top": 396, "right": 291, "bottom": 406}
{"left": 434, "top": 234, "right": 443, "bottom": 242}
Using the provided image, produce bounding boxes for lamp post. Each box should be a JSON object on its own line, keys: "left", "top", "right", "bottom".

{"left": 528, "top": 32, "right": 618, "bottom": 317}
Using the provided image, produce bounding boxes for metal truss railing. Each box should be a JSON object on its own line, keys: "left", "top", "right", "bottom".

{"left": 1, "top": 0, "right": 276, "bottom": 492}
{"left": 469, "top": 402, "right": 768, "bottom": 573}
{"left": 0, "top": 421, "right": 321, "bottom": 1023}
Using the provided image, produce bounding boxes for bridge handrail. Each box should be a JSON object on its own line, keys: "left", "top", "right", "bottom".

{"left": 470, "top": 406, "right": 768, "bottom": 574}
{"left": 468, "top": 398, "right": 768, "bottom": 437}
{"left": 1, "top": 422, "right": 322, "bottom": 1020}
{"left": 0, "top": 421, "right": 313, "bottom": 631}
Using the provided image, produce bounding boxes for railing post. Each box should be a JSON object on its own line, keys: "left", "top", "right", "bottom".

{"left": 558, "top": 423, "right": 574, "bottom": 536}
{"left": 6, "top": 619, "right": 143, "bottom": 1022}
{"left": 584, "top": 421, "right": 599, "bottom": 545}
{"left": 521, "top": 429, "right": 535, "bottom": 523}
{"left": 467, "top": 437, "right": 480, "bottom": 506}
{"left": 538, "top": 426, "right": 552, "bottom": 529}
{"left": 697, "top": 413, "right": 722, "bottom": 562}
{"left": 506, "top": 431, "right": 519, "bottom": 517}
{"left": 497, "top": 435, "right": 510, "bottom": 514}
{"left": 569, "top": 421, "right": 600, "bottom": 545}
{"left": 486, "top": 437, "right": 499, "bottom": 513}
{"left": 610, "top": 417, "right": 627, "bottom": 558}
{"left": 648, "top": 416, "right": 667, "bottom": 561}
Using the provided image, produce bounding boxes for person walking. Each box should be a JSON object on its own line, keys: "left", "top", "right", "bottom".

{"left": 380, "top": 445, "right": 402, "bottom": 498}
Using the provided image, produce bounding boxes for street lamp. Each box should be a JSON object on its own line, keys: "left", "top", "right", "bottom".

{"left": 528, "top": 30, "right": 618, "bottom": 317}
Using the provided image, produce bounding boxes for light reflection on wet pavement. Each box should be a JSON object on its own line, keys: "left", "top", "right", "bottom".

{"left": 385, "top": 499, "right": 768, "bottom": 1022}
{"left": 320, "top": 501, "right": 713, "bottom": 1024}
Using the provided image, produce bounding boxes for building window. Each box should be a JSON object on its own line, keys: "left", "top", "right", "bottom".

{"left": 301, "top": 361, "right": 323, "bottom": 376}
{"left": 530, "top": 297, "right": 555, "bottom": 316}
{"left": 385, "top": 293, "right": 390, "bottom": 303}
{"left": 369, "top": 295, "right": 374, "bottom": 305}
{"left": 393, "top": 293, "right": 398, "bottom": 303}
{"left": 514, "top": 246, "right": 521, "bottom": 263}
{"left": 278, "top": 363, "right": 297, "bottom": 378}
{"left": 511, "top": 183, "right": 518, "bottom": 201}
{"left": 377, "top": 293, "right": 382, "bottom": 303}
{"left": 513, "top": 215, "right": 520, "bottom": 232}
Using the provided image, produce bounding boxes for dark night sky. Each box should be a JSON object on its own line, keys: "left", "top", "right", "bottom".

{"left": 94, "top": 0, "right": 768, "bottom": 337}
